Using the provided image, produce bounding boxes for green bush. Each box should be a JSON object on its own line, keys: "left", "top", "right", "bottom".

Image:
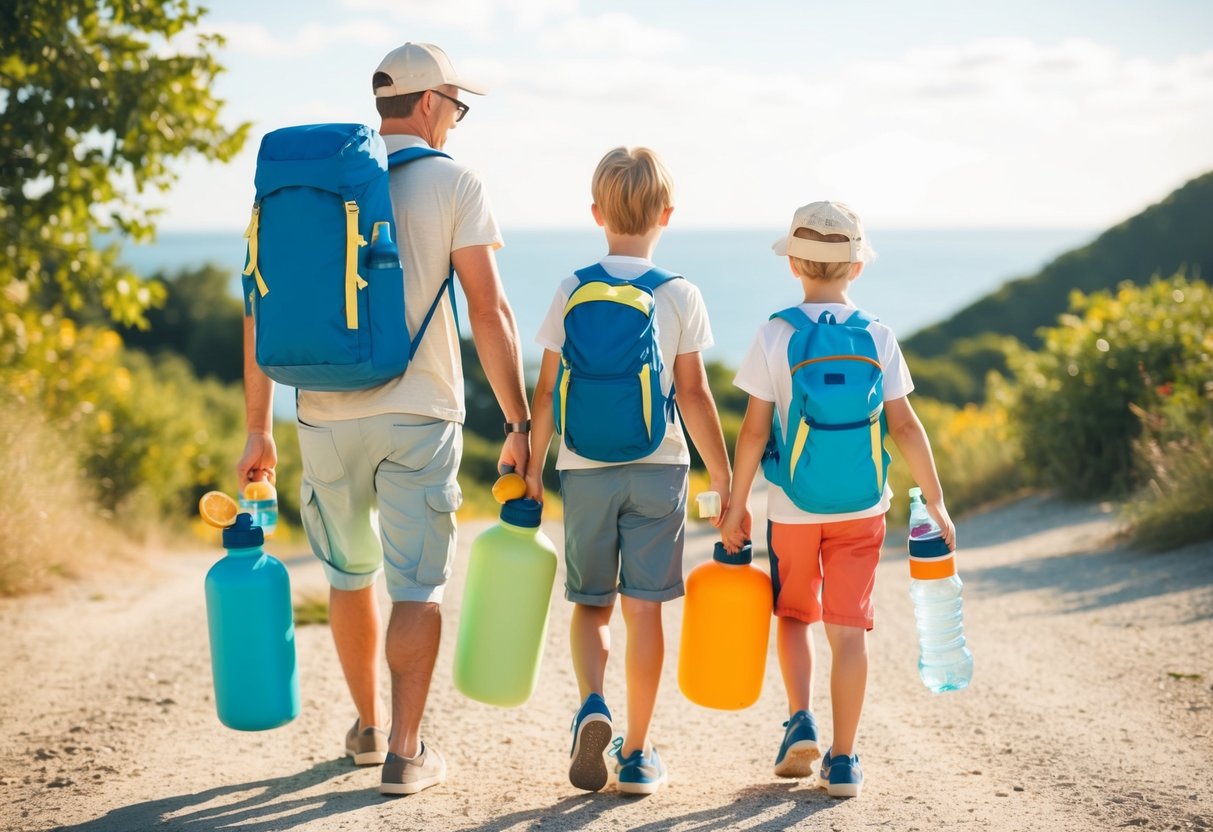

{"left": 1006, "top": 275, "right": 1210, "bottom": 498}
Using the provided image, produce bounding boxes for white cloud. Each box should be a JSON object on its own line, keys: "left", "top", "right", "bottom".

{"left": 534, "top": 12, "right": 686, "bottom": 53}
{"left": 203, "top": 20, "right": 399, "bottom": 57}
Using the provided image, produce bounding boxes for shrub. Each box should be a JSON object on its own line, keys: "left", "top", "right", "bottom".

{"left": 1006, "top": 275, "right": 1210, "bottom": 498}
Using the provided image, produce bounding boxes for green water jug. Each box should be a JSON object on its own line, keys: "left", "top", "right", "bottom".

{"left": 453, "top": 498, "right": 558, "bottom": 707}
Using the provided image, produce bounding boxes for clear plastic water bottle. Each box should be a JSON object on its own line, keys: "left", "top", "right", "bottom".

{"left": 239, "top": 480, "right": 278, "bottom": 538}
{"left": 907, "top": 487, "right": 973, "bottom": 693}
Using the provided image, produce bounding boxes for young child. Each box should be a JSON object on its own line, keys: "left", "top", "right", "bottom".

{"left": 526, "top": 146, "right": 732, "bottom": 795}
{"left": 720, "top": 200, "right": 956, "bottom": 799}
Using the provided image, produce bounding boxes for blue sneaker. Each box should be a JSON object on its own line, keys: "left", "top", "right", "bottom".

{"left": 568, "top": 693, "right": 613, "bottom": 791}
{"left": 612, "top": 738, "right": 667, "bottom": 795}
{"left": 773, "top": 710, "right": 820, "bottom": 778}
{"left": 819, "top": 749, "right": 863, "bottom": 798}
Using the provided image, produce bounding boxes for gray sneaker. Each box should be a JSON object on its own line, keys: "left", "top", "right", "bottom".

{"left": 379, "top": 743, "right": 447, "bottom": 796}
{"left": 345, "top": 720, "right": 388, "bottom": 766}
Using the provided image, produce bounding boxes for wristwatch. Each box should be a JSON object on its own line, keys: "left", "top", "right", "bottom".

{"left": 503, "top": 419, "right": 531, "bottom": 436}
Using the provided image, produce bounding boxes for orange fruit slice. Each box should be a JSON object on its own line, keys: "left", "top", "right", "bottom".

{"left": 243, "top": 479, "right": 277, "bottom": 501}
{"left": 199, "top": 491, "right": 239, "bottom": 528}
{"left": 491, "top": 472, "right": 527, "bottom": 504}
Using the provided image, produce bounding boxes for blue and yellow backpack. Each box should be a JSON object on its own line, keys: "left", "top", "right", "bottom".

{"left": 242, "top": 123, "right": 454, "bottom": 391}
{"left": 762, "top": 306, "right": 891, "bottom": 513}
{"left": 554, "top": 264, "right": 682, "bottom": 462}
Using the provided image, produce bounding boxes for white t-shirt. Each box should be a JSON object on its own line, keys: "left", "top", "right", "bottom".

{"left": 297, "top": 134, "right": 503, "bottom": 424}
{"left": 535, "top": 255, "right": 714, "bottom": 470}
{"left": 733, "top": 302, "right": 914, "bottom": 524}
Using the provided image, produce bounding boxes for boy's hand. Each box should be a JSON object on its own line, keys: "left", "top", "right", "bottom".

{"left": 719, "top": 502, "right": 751, "bottom": 553}
{"left": 524, "top": 472, "right": 545, "bottom": 504}
{"left": 707, "top": 475, "right": 731, "bottom": 529}
{"left": 237, "top": 432, "right": 277, "bottom": 486}
{"left": 928, "top": 501, "right": 957, "bottom": 551}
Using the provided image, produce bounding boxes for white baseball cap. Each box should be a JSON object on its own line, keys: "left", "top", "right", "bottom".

{"left": 373, "top": 42, "right": 487, "bottom": 97}
{"left": 772, "top": 200, "right": 875, "bottom": 263}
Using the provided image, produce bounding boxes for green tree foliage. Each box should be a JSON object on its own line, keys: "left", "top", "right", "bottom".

{"left": 0, "top": 0, "right": 248, "bottom": 327}
{"left": 1005, "top": 275, "right": 1211, "bottom": 498}
{"left": 121, "top": 265, "right": 244, "bottom": 383}
{"left": 905, "top": 171, "right": 1213, "bottom": 360}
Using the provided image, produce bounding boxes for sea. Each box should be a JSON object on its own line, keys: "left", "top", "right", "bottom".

{"left": 116, "top": 228, "right": 1093, "bottom": 421}
{"left": 117, "top": 227, "right": 1095, "bottom": 369}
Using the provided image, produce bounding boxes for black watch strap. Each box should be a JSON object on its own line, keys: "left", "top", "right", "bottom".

{"left": 503, "top": 419, "right": 531, "bottom": 435}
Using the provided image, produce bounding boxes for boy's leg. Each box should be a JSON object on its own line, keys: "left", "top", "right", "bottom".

{"left": 777, "top": 617, "right": 815, "bottom": 714}
{"left": 570, "top": 602, "right": 614, "bottom": 698}
{"left": 824, "top": 623, "right": 868, "bottom": 757}
{"left": 619, "top": 596, "right": 663, "bottom": 755}
{"left": 616, "top": 463, "right": 688, "bottom": 757}
{"left": 817, "top": 514, "right": 884, "bottom": 761}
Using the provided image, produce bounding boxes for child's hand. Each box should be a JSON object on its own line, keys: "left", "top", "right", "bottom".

{"left": 708, "top": 475, "right": 731, "bottom": 528}
{"left": 524, "top": 471, "right": 545, "bottom": 504}
{"left": 928, "top": 501, "right": 957, "bottom": 550}
{"left": 719, "top": 503, "right": 751, "bottom": 553}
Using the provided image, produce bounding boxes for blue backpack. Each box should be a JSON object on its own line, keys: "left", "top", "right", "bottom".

{"left": 242, "top": 123, "right": 454, "bottom": 391}
{"left": 554, "top": 264, "right": 682, "bottom": 462}
{"left": 761, "top": 307, "right": 891, "bottom": 513}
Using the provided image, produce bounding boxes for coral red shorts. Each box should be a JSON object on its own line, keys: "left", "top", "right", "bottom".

{"left": 767, "top": 515, "right": 886, "bottom": 630}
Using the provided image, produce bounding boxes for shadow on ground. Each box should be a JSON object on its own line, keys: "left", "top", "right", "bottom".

{"left": 53, "top": 758, "right": 371, "bottom": 832}
{"left": 452, "top": 781, "right": 836, "bottom": 832}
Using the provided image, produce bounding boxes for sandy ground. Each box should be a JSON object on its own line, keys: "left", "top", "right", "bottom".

{"left": 2, "top": 493, "right": 1211, "bottom": 832}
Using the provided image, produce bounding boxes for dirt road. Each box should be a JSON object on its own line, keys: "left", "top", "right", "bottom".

{"left": 2, "top": 495, "right": 1210, "bottom": 831}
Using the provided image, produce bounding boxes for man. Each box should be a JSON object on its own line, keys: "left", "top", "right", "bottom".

{"left": 237, "top": 42, "right": 530, "bottom": 796}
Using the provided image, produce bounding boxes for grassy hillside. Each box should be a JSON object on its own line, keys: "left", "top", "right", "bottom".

{"left": 904, "top": 170, "right": 1213, "bottom": 359}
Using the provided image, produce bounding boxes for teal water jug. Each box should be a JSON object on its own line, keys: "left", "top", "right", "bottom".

{"left": 453, "top": 498, "right": 558, "bottom": 707}
{"left": 204, "top": 513, "right": 300, "bottom": 730}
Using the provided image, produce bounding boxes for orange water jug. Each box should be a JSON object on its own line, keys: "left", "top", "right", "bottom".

{"left": 678, "top": 541, "right": 772, "bottom": 710}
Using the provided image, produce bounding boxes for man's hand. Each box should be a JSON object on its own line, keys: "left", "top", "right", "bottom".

{"left": 237, "top": 432, "right": 278, "bottom": 486}
{"left": 499, "top": 432, "right": 530, "bottom": 481}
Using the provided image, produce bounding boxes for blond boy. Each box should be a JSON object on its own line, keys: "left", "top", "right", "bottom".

{"left": 526, "top": 147, "right": 731, "bottom": 795}
{"left": 720, "top": 201, "right": 956, "bottom": 798}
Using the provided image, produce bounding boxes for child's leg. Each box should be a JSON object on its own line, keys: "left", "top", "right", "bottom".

{"left": 824, "top": 623, "right": 868, "bottom": 756}
{"left": 570, "top": 602, "right": 614, "bottom": 700}
{"left": 777, "top": 616, "right": 816, "bottom": 715}
{"left": 620, "top": 596, "right": 663, "bottom": 755}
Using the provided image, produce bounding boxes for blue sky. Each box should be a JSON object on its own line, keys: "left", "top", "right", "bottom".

{"left": 158, "top": 0, "right": 1213, "bottom": 231}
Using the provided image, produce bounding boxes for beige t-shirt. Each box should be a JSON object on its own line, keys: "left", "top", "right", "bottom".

{"left": 297, "top": 134, "right": 503, "bottom": 424}
{"left": 535, "top": 255, "right": 715, "bottom": 470}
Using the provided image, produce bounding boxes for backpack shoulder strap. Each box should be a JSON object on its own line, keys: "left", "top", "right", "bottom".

{"left": 769, "top": 306, "right": 814, "bottom": 330}
{"left": 843, "top": 308, "right": 879, "bottom": 329}
{"left": 386, "top": 146, "right": 451, "bottom": 168}
{"left": 572, "top": 263, "right": 614, "bottom": 285}
{"left": 632, "top": 267, "right": 683, "bottom": 292}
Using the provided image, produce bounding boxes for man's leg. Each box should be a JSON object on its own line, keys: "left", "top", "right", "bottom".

{"left": 385, "top": 600, "right": 442, "bottom": 759}
{"left": 329, "top": 585, "right": 386, "bottom": 731}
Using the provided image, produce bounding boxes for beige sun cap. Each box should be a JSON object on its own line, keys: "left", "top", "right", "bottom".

{"left": 373, "top": 42, "right": 487, "bottom": 97}
{"left": 771, "top": 200, "right": 875, "bottom": 263}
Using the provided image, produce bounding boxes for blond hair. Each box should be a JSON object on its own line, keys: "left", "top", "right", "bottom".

{"left": 591, "top": 147, "right": 674, "bottom": 236}
{"left": 790, "top": 227, "right": 855, "bottom": 282}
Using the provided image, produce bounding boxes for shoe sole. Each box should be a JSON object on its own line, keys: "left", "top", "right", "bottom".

{"left": 379, "top": 770, "right": 446, "bottom": 796}
{"left": 773, "top": 741, "right": 821, "bottom": 778}
{"left": 827, "top": 781, "right": 862, "bottom": 798}
{"left": 349, "top": 749, "right": 388, "bottom": 765}
{"left": 617, "top": 774, "right": 667, "bottom": 796}
{"left": 568, "top": 717, "right": 612, "bottom": 792}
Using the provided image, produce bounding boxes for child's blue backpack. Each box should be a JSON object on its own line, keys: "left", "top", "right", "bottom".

{"left": 762, "top": 307, "right": 891, "bottom": 513}
{"left": 242, "top": 123, "right": 454, "bottom": 391}
{"left": 554, "top": 264, "right": 682, "bottom": 462}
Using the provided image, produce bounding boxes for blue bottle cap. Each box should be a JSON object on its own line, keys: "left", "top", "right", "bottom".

{"left": 713, "top": 541, "right": 753, "bottom": 565}
{"left": 909, "top": 536, "right": 951, "bottom": 558}
{"left": 223, "top": 512, "right": 264, "bottom": 549}
{"left": 500, "top": 498, "right": 542, "bottom": 528}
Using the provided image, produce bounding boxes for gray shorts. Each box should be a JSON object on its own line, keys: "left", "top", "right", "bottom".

{"left": 558, "top": 464, "right": 688, "bottom": 606}
{"left": 296, "top": 413, "right": 463, "bottom": 603}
